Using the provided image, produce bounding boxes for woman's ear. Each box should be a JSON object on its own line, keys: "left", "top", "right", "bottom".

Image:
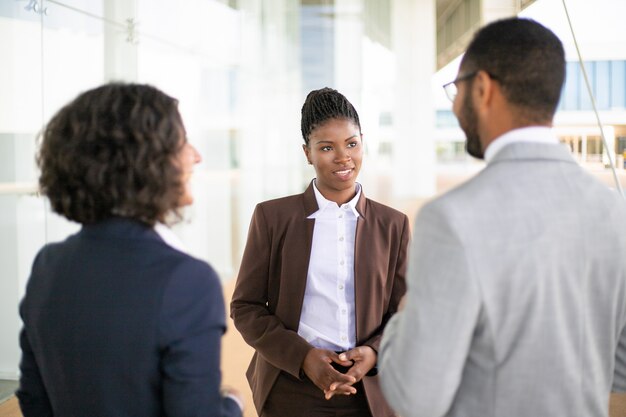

{"left": 302, "top": 144, "right": 312, "bottom": 164}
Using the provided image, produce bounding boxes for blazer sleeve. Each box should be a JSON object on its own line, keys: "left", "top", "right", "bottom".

{"left": 159, "top": 259, "right": 242, "bottom": 417}
{"left": 230, "top": 204, "right": 313, "bottom": 378}
{"left": 17, "top": 250, "right": 54, "bottom": 417}
{"left": 17, "top": 326, "right": 53, "bottom": 417}
{"left": 362, "top": 213, "right": 410, "bottom": 353}
{"left": 378, "top": 202, "right": 481, "bottom": 417}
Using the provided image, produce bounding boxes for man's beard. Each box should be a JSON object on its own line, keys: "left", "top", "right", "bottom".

{"left": 460, "top": 90, "right": 484, "bottom": 159}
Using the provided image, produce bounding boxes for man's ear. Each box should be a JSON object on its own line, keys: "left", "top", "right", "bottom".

{"left": 473, "top": 70, "right": 496, "bottom": 114}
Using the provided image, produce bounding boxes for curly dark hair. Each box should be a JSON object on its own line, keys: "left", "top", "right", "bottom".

{"left": 300, "top": 87, "right": 361, "bottom": 145}
{"left": 461, "top": 18, "right": 565, "bottom": 124}
{"left": 37, "top": 82, "right": 185, "bottom": 225}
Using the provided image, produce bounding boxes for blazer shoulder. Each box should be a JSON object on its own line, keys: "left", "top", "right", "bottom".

{"left": 257, "top": 193, "right": 303, "bottom": 209}
{"left": 157, "top": 248, "right": 224, "bottom": 317}
{"left": 158, "top": 246, "right": 219, "bottom": 285}
{"left": 255, "top": 193, "right": 306, "bottom": 219}
{"left": 28, "top": 231, "right": 85, "bottom": 278}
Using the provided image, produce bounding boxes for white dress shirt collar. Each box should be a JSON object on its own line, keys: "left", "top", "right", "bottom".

{"left": 484, "top": 126, "right": 560, "bottom": 163}
{"left": 309, "top": 180, "right": 361, "bottom": 219}
{"left": 154, "top": 223, "right": 188, "bottom": 254}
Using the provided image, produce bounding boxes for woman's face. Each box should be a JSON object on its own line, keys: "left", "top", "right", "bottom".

{"left": 175, "top": 138, "right": 202, "bottom": 207}
{"left": 302, "top": 118, "right": 363, "bottom": 203}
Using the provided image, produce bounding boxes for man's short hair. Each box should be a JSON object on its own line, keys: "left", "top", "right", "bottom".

{"left": 462, "top": 17, "right": 565, "bottom": 124}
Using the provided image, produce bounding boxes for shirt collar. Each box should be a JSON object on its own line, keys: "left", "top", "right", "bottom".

{"left": 308, "top": 180, "right": 361, "bottom": 219}
{"left": 154, "top": 223, "right": 188, "bottom": 253}
{"left": 484, "top": 126, "right": 560, "bottom": 163}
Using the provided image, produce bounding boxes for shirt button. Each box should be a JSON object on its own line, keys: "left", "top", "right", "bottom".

{"left": 339, "top": 236, "right": 344, "bottom": 242}
{"left": 340, "top": 260, "right": 345, "bottom": 265}
{"left": 341, "top": 336, "right": 347, "bottom": 341}
{"left": 341, "top": 309, "right": 346, "bottom": 314}
{"left": 343, "top": 206, "right": 349, "bottom": 210}
{"left": 338, "top": 214, "right": 343, "bottom": 219}
{"left": 338, "top": 284, "right": 344, "bottom": 290}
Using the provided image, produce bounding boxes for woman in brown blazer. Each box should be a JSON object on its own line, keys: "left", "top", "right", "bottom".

{"left": 231, "top": 88, "right": 409, "bottom": 417}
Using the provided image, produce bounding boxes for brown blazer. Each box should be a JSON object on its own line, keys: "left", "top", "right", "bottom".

{"left": 231, "top": 182, "right": 409, "bottom": 417}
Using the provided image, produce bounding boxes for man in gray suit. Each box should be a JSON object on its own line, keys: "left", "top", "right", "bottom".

{"left": 379, "top": 17, "right": 626, "bottom": 417}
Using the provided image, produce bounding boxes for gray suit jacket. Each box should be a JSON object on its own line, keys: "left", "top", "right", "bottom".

{"left": 379, "top": 141, "right": 626, "bottom": 417}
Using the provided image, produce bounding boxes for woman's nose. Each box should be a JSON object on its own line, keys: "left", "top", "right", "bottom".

{"left": 192, "top": 144, "right": 202, "bottom": 164}
{"left": 335, "top": 149, "right": 351, "bottom": 163}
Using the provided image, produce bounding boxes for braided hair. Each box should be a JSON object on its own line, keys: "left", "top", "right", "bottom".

{"left": 300, "top": 87, "right": 361, "bottom": 145}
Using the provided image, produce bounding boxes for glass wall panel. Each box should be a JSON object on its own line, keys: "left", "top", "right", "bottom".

{"left": 562, "top": 61, "right": 579, "bottom": 110}
{"left": 300, "top": 2, "right": 335, "bottom": 94}
{"left": 559, "top": 60, "right": 626, "bottom": 112}
{"left": 596, "top": 61, "right": 610, "bottom": 110}
{"left": 0, "top": 1, "right": 45, "bottom": 380}
{"left": 611, "top": 60, "right": 626, "bottom": 109}
{"left": 578, "top": 61, "right": 594, "bottom": 110}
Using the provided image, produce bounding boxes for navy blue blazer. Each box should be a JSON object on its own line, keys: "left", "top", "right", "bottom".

{"left": 17, "top": 217, "right": 241, "bottom": 417}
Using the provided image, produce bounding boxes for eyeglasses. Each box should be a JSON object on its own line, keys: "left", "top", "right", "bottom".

{"left": 442, "top": 71, "right": 500, "bottom": 102}
{"left": 442, "top": 72, "right": 478, "bottom": 102}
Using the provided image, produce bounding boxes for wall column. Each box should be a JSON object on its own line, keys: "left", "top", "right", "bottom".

{"left": 104, "top": 0, "right": 138, "bottom": 82}
{"left": 482, "top": 0, "right": 519, "bottom": 24}
{"left": 602, "top": 126, "right": 616, "bottom": 167}
{"left": 391, "top": 0, "right": 436, "bottom": 198}
{"left": 334, "top": 0, "right": 363, "bottom": 106}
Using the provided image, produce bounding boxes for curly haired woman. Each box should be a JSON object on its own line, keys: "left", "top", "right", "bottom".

{"left": 17, "top": 83, "right": 243, "bottom": 417}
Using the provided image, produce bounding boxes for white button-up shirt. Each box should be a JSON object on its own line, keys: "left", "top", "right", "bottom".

{"left": 297, "top": 181, "right": 361, "bottom": 351}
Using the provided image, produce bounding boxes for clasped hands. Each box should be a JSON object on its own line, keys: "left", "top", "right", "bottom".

{"left": 301, "top": 345, "right": 377, "bottom": 400}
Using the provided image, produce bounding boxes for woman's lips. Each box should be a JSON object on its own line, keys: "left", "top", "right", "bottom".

{"left": 333, "top": 168, "right": 353, "bottom": 180}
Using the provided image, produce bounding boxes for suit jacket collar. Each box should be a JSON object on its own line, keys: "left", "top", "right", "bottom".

{"left": 489, "top": 142, "right": 576, "bottom": 166}
{"left": 302, "top": 180, "right": 367, "bottom": 219}
{"left": 484, "top": 126, "right": 558, "bottom": 162}
{"left": 80, "top": 217, "right": 162, "bottom": 242}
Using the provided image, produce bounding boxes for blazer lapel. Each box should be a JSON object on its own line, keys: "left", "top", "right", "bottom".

{"left": 353, "top": 191, "right": 370, "bottom": 342}
{"left": 281, "top": 182, "right": 317, "bottom": 331}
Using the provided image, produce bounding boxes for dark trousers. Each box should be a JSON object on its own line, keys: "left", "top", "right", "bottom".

{"left": 261, "top": 371, "right": 373, "bottom": 417}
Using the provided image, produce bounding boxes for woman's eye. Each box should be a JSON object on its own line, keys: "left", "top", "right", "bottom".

{"left": 321, "top": 146, "right": 332, "bottom": 151}
{"left": 347, "top": 142, "right": 358, "bottom": 148}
